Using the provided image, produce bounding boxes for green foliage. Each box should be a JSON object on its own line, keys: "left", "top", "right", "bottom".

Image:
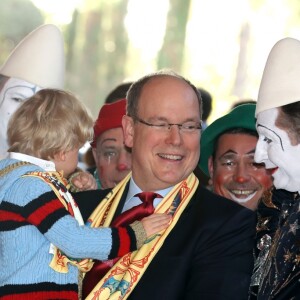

{"left": 157, "top": 0, "right": 191, "bottom": 71}
{"left": 66, "top": 0, "right": 129, "bottom": 116}
{"left": 2, "top": 0, "right": 300, "bottom": 120}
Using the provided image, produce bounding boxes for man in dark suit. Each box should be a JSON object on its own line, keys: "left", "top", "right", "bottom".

{"left": 75, "top": 70, "right": 256, "bottom": 299}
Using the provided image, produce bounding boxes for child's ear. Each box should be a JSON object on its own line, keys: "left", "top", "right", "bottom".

{"left": 53, "top": 151, "right": 66, "bottom": 162}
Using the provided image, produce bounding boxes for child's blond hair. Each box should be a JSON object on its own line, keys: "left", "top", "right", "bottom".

{"left": 8, "top": 88, "right": 93, "bottom": 159}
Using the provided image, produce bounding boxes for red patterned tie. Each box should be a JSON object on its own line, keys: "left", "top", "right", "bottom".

{"left": 82, "top": 192, "right": 162, "bottom": 298}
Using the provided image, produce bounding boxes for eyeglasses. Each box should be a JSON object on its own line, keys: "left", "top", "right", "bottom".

{"left": 134, "top": 116, "right": 202, "bottom": 133}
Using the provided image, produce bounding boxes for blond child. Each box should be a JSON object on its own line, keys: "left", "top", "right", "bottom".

{"left": 0, "top": 89, "right": 169, "bottom": 299}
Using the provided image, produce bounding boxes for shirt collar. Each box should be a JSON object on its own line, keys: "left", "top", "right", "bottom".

{"left": 9, "top": 152, "right": 56, "bottom": 171}
{"left": 127, "top": 177, "right": 173, "bottom": 200}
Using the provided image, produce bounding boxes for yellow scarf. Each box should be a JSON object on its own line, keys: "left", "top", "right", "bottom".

{"left": 85, "top": 172, "right": 199, "bottom": 300}
{"left": 23, "top": 171, "right": 93, "bottom": 273}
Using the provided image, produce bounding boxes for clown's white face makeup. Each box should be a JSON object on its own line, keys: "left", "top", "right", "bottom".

{"left": 0, "top": 77, "right": 41, "bottom": 159}
{"left": 255, "top": 107, "right": 300, "bottom": 192}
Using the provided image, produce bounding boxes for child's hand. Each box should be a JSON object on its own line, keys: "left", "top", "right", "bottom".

{"left": 69, "top": 171, "right": 97, "bottom": 192}
{"left": 141, "top": 213, "right": 171, "bottom": 237}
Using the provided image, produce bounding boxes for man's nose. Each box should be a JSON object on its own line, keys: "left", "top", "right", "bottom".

{"left": 254, "top": 140, "right": 267, "bottom": 163}
{"left": 166, "top": 125, "right": 182, "bottom": 146}
{"left": 117, "top": 150, "right": 131, "bottom": 171}
{"left": 234, "top": 163, "right": 250, "bottom": 183}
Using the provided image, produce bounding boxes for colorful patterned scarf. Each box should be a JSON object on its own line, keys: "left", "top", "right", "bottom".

{"left": 85, "top": 172, "right": 199, "bottom": 300}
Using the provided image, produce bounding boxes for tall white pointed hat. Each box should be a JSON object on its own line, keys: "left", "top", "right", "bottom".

{"left": 256, "top": 37, "right": 300, "bottom": 116}
{"left": 0, "top": 24, "right": 65, "bottom": 88}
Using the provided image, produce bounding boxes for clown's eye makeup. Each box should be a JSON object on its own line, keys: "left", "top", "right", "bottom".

{"left": 252, "top": 162, "right": 265, "bottom": 169}
{"left": 263, "top": 137, "right": 272, "bottom": 144}
{"left": 222, "top": 161, "right": 234, "bottom": 166}
{"left": 219, "top": 157, "right": 236, "bottom": 167}
{"left": 12, "top": 97, "right": 25, "bottom": 103}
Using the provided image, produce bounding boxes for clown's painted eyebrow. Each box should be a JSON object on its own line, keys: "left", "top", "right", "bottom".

{"left": 257, "top": 124, "right": 284, "bottom": 151}
{"left": 5, "top": 84, "right": 37, "bottom": 95}
{"left": 224, "top": 148, "right": 255, "bottom": 155}
{"left": 219, "top": 148, "right": 256, "bottom": 158}
{"left": 100, "top": 138, "right": 117, "bottom": 146}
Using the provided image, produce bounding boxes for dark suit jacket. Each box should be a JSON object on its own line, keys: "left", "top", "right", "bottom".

{"left": 74, "top": 184, "right": 256, "bottom": 300}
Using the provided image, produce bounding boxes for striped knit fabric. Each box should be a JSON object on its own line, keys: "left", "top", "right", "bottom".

{"left": 0, "top": 158, "right": 137, "bottom": 299}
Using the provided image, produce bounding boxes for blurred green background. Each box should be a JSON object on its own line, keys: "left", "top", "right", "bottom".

{"left": 1, "top": 0, "right": 300, "bottom": 121}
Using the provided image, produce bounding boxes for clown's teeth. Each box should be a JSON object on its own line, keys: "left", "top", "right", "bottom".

{"left": 230, "top": 190, "right": 255, "bottom": 195}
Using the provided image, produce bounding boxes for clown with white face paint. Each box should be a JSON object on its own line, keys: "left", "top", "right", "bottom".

{"left": 251, "top": 37, "right": 300, "bottom": 300}
{"left": 0, "top": 24, "right": 65, "bottom": 159}
{"left": 255, "top": 107, "right": 300, "bottom": 193}
{"left": 0, "top": 77, "right": 41, "bottom": 158}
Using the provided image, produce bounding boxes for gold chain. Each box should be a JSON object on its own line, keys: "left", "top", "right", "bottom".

{"left": 0, "top": 161, "right": 32, "bottom": 177}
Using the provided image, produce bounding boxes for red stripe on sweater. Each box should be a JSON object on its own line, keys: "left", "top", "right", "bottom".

{"left": 0, "top": 210, "right": 25, "bottom": 222}
{"left": 117, "top": 227, "right": 131, "bottom": 257}
{"left": 0, "top": 291, "right": 78, "bottom": 300}
{"left": 26, "top": 198, "right": 65, "bottom": 226}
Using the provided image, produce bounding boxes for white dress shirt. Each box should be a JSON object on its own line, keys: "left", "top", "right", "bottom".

{"left": 122, "top": 177, "right": 173, "bottom": 212}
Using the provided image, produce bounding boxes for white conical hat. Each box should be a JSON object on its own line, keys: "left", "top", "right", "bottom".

{"left": 256, "top": 37, "right": 300, "bottom": 116}
{"left": 0, "top": 24, "right": 65, "bottom": 88}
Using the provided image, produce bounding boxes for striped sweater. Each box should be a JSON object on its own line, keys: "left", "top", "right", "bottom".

{"left": 0, "top": 158, "right": 139, "bottom": 299}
